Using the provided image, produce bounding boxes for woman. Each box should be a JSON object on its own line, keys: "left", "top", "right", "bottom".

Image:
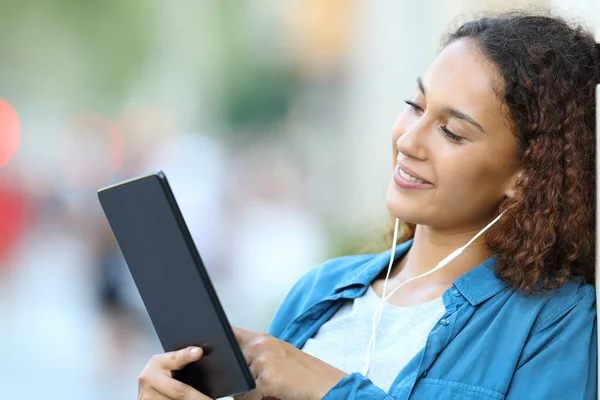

{"left": 137, "top": 12, "right": 598, "bottom": 400}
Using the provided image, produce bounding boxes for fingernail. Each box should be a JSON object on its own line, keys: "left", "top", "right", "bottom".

{"left": 190, "top": 347, "right": 201, "bottom": 356}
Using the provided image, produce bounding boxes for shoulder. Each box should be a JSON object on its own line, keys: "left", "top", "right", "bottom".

{"left": 266, "top": 253, "right": 376, "bottom": 337}
{"left": 279, "top": 252, "right": 375, "bottom": 310}
{"left": 535, "top": 278, "right": 595, "bottom": 333}
{"left": 292, "top": 253, "right": 374, "bottom": 296}
{"left": 503, "top": 278, "right": 597, "bottom": 388}
{"left": 514, "top": 278, "right": 596, "bottom": 334}
{"left": 503, "top": 279, "right": 597, "bottom": 398}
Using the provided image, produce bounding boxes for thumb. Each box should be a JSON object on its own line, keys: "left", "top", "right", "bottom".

{"left": 162, "top": 346, "right": 204, "bottom": 371}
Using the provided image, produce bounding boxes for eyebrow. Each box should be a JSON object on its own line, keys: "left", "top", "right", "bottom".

{"left": 416, "top": 77, "right": 487, "bottom": 134}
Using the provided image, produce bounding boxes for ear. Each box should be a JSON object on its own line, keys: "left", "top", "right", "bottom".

{"left": 504, "top": 169, "right": 525, "bottom": 198}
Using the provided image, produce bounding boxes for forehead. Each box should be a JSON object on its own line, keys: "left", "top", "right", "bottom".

{"left": 422, "top": 39, "right": 506, "bottom": 125}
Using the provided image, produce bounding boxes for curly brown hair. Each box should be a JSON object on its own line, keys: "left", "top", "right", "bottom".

{"left": 386, "top": 12, "right": 599, "bottom": 293}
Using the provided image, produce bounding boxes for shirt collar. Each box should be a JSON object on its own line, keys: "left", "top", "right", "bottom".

{"left": 453, "top": 255, "right": 509, "bottom": 305}
{"left": 332, "top": 239, "right": 413, "bottom": 294}
{"left": 333, "top": 239, "right": 509, "bottom": 305}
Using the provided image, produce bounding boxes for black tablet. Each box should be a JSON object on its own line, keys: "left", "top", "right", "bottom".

{"left": 98, "top": 171, "right": 255, "bottom": 399}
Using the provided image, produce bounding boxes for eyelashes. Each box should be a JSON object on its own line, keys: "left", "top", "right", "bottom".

{"left": 403, "top": 100, "right": 466, "bottom": 144}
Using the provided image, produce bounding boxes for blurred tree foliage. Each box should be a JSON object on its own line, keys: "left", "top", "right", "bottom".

{"left": 215, "top": 1, "right": 301, "bottom": 133}
{"left": 0, "top": 1, "right": 301, "bottom": 131}
{"left": 0, "top": 0, "right": 156, "bottom": 108}
{"left": 219, "top": 65, "right": 300, "bottom": 132}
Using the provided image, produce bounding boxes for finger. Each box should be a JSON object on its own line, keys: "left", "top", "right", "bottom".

{"left": 240, "top": 391, "right": 278, "bottom": 400}
{"left": 156, "top": 347, "right": 204, "bottom": 371}
{"left": 147, "top": 372, "right": 211, "bottom": 400}
{"left": 144, "top": 387, "right": 212, "bottom": 400}
{"left": 240, "top": 390, "right": 262, "bottom": 400}
{"left": 143, "top": 387, "right": 180, "bottom": 400}
{"left": 232, "top": 327, "right": 253, "bottom": 347}
{"left": 140, "top": 388, "right": 167, "bottom": 400}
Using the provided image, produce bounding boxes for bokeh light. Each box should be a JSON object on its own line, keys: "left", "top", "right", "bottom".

{"left": 58, "top": 111, "right": 124, "bottom": 188}
{"left": 0, "top": 98, "right": 21, "bottom": 167}
{"left": 0, "top": 178, "right": 29, "bottom": 268}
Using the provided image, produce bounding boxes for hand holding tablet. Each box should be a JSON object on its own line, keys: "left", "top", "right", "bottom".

{"left": 98, "top": 171, "right": 255, "bottom": 398}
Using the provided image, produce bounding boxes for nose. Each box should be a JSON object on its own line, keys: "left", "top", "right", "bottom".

{"left": 392, "top": 117, "right": 429, "bottom": 163}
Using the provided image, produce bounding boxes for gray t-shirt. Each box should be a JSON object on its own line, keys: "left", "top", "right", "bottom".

{"left": 301, "top": 285, "right": 446, "bottom": 393}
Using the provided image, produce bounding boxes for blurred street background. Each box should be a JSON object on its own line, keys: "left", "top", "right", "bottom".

{"left": 0, "top": 0, "right": 597, "bottom": 399}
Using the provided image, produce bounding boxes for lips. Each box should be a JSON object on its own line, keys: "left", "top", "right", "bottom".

{"left": 396, "top": 162, "right": 431, "bottom": 184}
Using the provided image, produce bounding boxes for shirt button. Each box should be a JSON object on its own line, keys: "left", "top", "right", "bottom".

{"left": 420, "top": 371, "right": 428, "bottom": 378}
{"left": 452, "top": 288, "right": 461, "bottom": 297}
{"left": 440, "top": 319, "right": 450, "bottom": 326}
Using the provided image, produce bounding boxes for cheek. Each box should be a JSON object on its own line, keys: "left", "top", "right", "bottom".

{"left": 438, "top": 150, "right": 512, "bottom": 206}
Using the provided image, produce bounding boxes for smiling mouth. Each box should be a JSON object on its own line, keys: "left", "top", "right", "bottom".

{"left": 392, "top": 165, "right": 434, "bottom": 190}
{"left": 397, "top": 167, "right": 426, "bottom": 183}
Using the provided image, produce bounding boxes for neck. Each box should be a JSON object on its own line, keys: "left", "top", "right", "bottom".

{"left": 395, "top": 222, "right": 493, "bottom": 283}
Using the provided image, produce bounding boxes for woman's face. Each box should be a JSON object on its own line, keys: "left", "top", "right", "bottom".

{"left": 386, "top": 38, "right": 519, "bottom": 230}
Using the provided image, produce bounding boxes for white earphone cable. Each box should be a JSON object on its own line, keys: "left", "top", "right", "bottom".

{"left": 361, "top": 211, "right": 505, "bottom": 377}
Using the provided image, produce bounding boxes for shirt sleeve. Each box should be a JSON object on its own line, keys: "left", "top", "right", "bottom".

{"left": 505, "top": 289, "right": 597, "bottom": 400}
{"left": 322, "top": 373, "right": 393, "bottom": 400}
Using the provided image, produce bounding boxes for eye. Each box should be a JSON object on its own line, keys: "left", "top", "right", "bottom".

{"left": 441, "top": 126, "right": 465, "bottom": 144}
{"left": 404, "top": 100, "right": 423, "bottom": 115}
{"left": 404, "top": 100, "right": 467, "bottom": 144}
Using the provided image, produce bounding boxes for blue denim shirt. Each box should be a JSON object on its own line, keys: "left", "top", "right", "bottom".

{"left": 267, "top": 240, "right": 597, "bottom": 399}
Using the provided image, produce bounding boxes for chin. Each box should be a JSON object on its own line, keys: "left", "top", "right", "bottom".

{"left": 385, "top": 182, "right": 424, "bottom": 225}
